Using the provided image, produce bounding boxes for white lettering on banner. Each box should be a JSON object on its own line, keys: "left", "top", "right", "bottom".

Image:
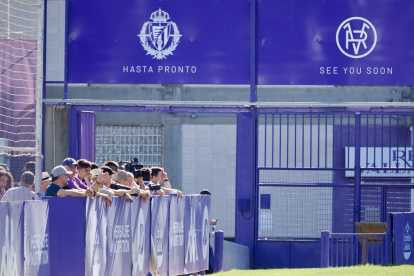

{"left": 202, "top": 206, "right": 209, "bottom": 260}
{"left": 319, "top": 67, "right": 392, "bottom": 75}
{"left": 0, "top": 216, "right": 17, "bottom": 275}
{"left": 123, "top": 65, "right": 197, "bottom": 73}
{"left": 92, "top": 230, "right": 101, "bottom": 276}
{"left": 26, "top": 233, "right": 49, "bottom": 267}
{"left": 152, "top": 204, "right": 164, "bottom": 270}
{"left": 185, "top": 207, "right": 198, "bottom": 264}
{"left": 132, "top": 208, "right": 145, "bottom": 274}
{"left": 345, "top": 147, "right": 414, "bottom": 177}
{"left": 108, "top": 224, "right": 130, "bottom": 254}
{"left": 170, "top": 221, "right": 184, "bottom": 247}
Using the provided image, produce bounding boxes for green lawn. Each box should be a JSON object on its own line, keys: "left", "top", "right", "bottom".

{"left": 216, "top": 265, "right": 414, "bottom": 276}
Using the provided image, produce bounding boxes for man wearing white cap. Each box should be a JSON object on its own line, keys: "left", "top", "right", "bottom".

{"left": 41, "top": 172, "right": 51, "bottom": 197}
{"left": 45, "top": 166, "right": 112, "bottom": 206}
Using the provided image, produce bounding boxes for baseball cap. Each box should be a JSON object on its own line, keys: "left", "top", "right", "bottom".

{"left": 62, "top": 158, "right": 77, "bottom": 167}
{"left": 90, "top": 168, "right": 102, "bottom": 180}
{"left": 51, "top": 166, "right": 73, "bottom": 178}
{"left": 42, "top": 172, "right": 51, "bottom": 181}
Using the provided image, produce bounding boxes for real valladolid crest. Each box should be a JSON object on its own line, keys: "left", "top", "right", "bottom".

{"left": 139, "top": 8, "right": 182, "bottom": 60}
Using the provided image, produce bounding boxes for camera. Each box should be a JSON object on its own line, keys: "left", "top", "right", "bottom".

{"left": 119, "top": 158, "right": 150, "bottom": 181}
{"left": 149, "top": 184, "right": 162, "bottom": 191}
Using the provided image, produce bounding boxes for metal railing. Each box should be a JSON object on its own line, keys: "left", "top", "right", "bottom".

{"left": 321, "top": 231, "right": 390, "bottom": 268}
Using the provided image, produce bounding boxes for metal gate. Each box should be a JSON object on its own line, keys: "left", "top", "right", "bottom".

{"left": 255, "top": 111, "right": 414, "bottom": 268}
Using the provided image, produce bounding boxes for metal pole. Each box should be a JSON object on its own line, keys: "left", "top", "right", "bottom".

{"left": 64, "top": 0, "right": 69, "bottom": 99}
{"left": 35, "top": 0, "right": 45, "bottom": 200}
{"left": 354, "top": 113, "right": 361, "bottom": 223}
{"left": 250, "top": 0, "right": 257, "bottom": 103}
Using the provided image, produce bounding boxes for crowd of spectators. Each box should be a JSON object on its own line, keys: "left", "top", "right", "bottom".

{"left": 0, "top": 160, "right": 215, "bottom": 276}
{"left": 0, "top": 158, "right": 184, "bottom": 205}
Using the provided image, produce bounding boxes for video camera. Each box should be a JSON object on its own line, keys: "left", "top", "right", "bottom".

{"left": 119, "top": 158, "right": 150, "bottom": 181}
{"left": 148, "top": 183, "right": 162, "bottom": 191}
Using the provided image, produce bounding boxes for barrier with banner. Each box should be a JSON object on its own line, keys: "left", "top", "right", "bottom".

{"left": 151, "top": 196, "right": 171, "bottom": 276}
{"left": 24, "top": 201, "right": 50, "bottom": 276}
{"left": 85, "top": 198, "right": 107, "bottom": 276}
{"left": 0, "top": 202, "right": 24, "bottom": 276}
{"left": 392, "top": 212, "right": 414, "bottom": 265}
{"left": 169, "top": 196, "right": 185, "bottom": 275}
{"left": 0, "top": 195, "right": 210, "bottom": 276}
{"left": 131, "top": 197, "right": 151, "bottom": 276}
{"left": 106, "top": 199, "right": 132, "bottom": 276}
{"left": 184, "top": 195, "right": 210, "bottom": 274}
{"left": 0, "top": 201, "right": 49, "bottom": 276}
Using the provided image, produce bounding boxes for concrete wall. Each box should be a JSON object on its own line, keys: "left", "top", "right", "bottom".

{"left": 44, "top": 106, "right": 69, "bottom": 173}
{"left": 210, "top": 234, "right": 250, "bottom": 272}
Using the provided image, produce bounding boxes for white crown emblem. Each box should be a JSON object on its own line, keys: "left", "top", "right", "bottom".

{"left": 138, "top": 8, "right": 182, "bottom": 60}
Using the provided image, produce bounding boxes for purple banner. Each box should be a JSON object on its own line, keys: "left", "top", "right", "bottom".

{"left": 0, "top": 202, "right": 24, "bottom": 275}
{"left": 24, "top": 201, "right": 50, "bottom": 276}
{"left": 68, "top": 0, "right": 250, "bottom": 84}
{"left": 106, "top": 197, "right": 131, "bottom": 276}
{"left": 131, "top": 197, "right": 151, "bottom": 276}
{"left": 258, "top": 0, "right": 414, "bottom": 85}
{"left": 85, "top": 198, "right": 107, "bottom": 276}
{"left": 184, "top": 195, "right": 210, "bottom": 274}
{"left": 392, "top": 212, "right": 414, "bottom": 265}
{"left": 151, "top": 196, "right": 170, "bottom": 276}
{"left": 169, "top": 196, "right": 185, "bottom": 275}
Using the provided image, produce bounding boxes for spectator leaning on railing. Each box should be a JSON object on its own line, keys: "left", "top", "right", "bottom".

{"left": 89, "top": 167, "right": 150, "bottom": 203}
{"left": 103, "top": 161, "right": 119, "bottom": 181}
{"left": 62, "top": 158, "right": 86, "bottom": 189}
{"left": 45, "top": 165, "right": 112, "bottom": 206}
{"left": 76, "top": 159, "right": 92, "bottom": 187}
{"left": 1, "top": 172, "right": 35, "bottom": 202}
{"left": 150, "top": 166, "right": 171, "bottom": 188}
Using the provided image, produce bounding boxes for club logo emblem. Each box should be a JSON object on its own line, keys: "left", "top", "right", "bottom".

{"left": 336, "top": 17, "right": 377, "bottom": 59}
{"left": 139, "top": 8, "right": 182, "bottom": 60}
{"left": 403, "top": 222, "right": 412, "bottom": 260}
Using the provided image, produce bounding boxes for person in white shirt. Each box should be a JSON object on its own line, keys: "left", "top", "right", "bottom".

{"left": 1, "top": 172, "right": 35, "bottom": 202}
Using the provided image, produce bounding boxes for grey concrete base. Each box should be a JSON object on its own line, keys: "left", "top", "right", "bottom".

{"left": 210, "top": 234, "right": 250, "bottom": 271}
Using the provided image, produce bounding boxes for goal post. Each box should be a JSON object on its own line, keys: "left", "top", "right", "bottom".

{"left": 0, "top": 0, "right": 44, "bottom": 199}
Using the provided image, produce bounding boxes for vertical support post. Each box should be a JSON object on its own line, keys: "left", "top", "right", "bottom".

{"left": 354, "top": 113, "right": 362, "bottom": 223}
{"left": 235, "top": 111, "right": 256, "bottom": 269}
{"left": 68, "top": 106, "right": 79, "bottom": 159}
{"left": 41, "top": 0, "right": 47, "bottom": 171}
{"left": 64, "top": 0, "right": 69, "bottom": 99}
{"left": 250, "top": 0, "right": 257, "bottom": 102}
{"left": 386, "top": 212, "right": 393, "bottom": 265}
{"left": 214, "top": 231, "right": 224, "bottom": 273}
{"left": 78, "top": 111, "right": 96, "bottom": 161}
{"left": 35, "top": 0, "right": 45, "bottom": 200}
{"left": 321, "top": 231, "right": 330, "bottom": 268}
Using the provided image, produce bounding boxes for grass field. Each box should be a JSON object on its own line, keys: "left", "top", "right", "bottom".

{"left": 216, "top": 265, "right": 414, "bottom": 276}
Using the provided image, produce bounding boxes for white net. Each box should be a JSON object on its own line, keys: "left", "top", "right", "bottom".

{"left": 0, "top": 0, "right": 43, "bottom": 180}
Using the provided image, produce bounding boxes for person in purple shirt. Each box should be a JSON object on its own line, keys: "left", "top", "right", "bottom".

{"left": 62, "top": 157, "right": 88, "bottom": 189}
{"left": 75, "top": 159, "right": 92, "bottom": 188}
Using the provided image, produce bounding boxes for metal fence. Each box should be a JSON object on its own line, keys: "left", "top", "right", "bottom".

{"left": 257, "top": 112, "right": 414, "bottom": 241}
{"left": 321, "top": 231, "right": 390, "bottom": 267}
